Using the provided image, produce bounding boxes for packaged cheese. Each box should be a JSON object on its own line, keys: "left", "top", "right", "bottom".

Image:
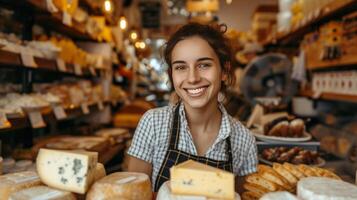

{"left": 297, "top": 177, "right": 357, "bottom": 200}
{"left": 86, "top": 172, "right": 152, "bottom": 200}
{"left": 0, "top": 171, "right": 42, "bottom": 200}
{"left": 9, "top": 185, "right": 76, "bottom": 200}
{"left": 36, "top": 148, "right": 98, "bottom": 194}
{"left": 170, "top": 160, "right": 235, "bottom": 200}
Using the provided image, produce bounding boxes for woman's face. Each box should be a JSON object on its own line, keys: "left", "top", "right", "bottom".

{"left": 171, "top": 36, "right": 224, "bottom": 109}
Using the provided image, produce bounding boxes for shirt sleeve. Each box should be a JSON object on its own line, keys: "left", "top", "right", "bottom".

{"left": 127, "top": 110, "right": 155, "bottom": 163}
{"left": 238, "top": 136, "right": 258, "bottom": 176}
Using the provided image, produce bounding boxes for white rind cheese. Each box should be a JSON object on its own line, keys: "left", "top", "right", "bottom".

{"left": 170, "top": 160, "right": 235, "bottom": 200}
{"left": 0, "top": 171, "right": 42, "bottom": 200}
{"left": 297, "top": 177, "right": 357, "bottom": 200}
{"left": 260, "top": 191, "right": 298, "bottom": 200}
{"left": 157, "top": 181, "right": 241, "bottom": 200}
{"left": 9, "top": 185, "right": 76, "bottom": 200}
{"left": 36, "top": 149, "right": 98, "bottom": 194}
{"left": 86, "top": 172, "right": 152, "bottom": 200}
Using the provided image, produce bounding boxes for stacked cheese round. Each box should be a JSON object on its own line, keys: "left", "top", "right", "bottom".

{"left": 297, "top": 177, "right": 357, "bottom": 200}
{"left": 86, "top": 172, "right": 152, "bottom": 200}
{"left": 9, "top": 185, "right": 76, "bottom": 200}
{"left": 260, "top": 191, "right": 298, "bottom": 200}
{"left": 157, "top": 181, "right": 241, "bottom": 200}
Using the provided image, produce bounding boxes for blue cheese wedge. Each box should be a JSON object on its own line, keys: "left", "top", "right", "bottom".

{"left": 9, "top": 185, "right": 76, "bottom": 200}
{"left": 36, "top": 148, "right": 98, "bottom": 194}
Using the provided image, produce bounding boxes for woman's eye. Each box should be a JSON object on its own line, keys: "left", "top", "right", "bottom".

{"left": 198, "top": 63, "right": 211, "bottom": 68}
{"left": 174, "top": 65, "right": 186, "bottom": 70}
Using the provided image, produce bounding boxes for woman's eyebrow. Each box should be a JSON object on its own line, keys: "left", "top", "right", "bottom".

{"left": 172, "top": 60, "right": 186, "bottom": 65}
{"left": 197, "top": 57, "right": 214, "bottom": 62}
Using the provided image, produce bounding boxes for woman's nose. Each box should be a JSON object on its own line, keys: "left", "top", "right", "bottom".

{"left": 187, "top": 67, "right": 200, "bottom": 83}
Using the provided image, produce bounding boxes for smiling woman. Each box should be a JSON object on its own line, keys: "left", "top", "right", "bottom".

{"left": 127, "top": 23, "right": 258, "bottom": 194}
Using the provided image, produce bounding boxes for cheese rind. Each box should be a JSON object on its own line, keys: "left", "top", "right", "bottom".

{"left": 86, "top": 172, "right": 152, "bottom": 200}
{"left": 9, "top": 185, "right": 76, "bottom": 200}
{"left": 260, "top": 191, "right": 298, "bottom": 200}
{"left": 297, "top": 177, "right": 357, "bottom": 200}
{"left": 36, "top": 148, "right": 98, "bottom": 194}
{"left": 170, "top": 160, "right": 235, "bottom": 200}
{"left": 157, "top": 181, "right": 241, "bottom": 200}
{"left": 93, "top": 163, "right": 106, "bottom": 182}
{"left": 0, "top": 171, "right": 42, "bottom": 200}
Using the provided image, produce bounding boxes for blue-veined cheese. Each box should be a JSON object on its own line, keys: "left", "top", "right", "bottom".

{"left": 36, "top": 149, "right": 98, "bottom": 194}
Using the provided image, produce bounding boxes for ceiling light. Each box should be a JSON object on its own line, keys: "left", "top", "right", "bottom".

{"left": 119, "top": 16, "right": 127, "bottom": 30}
{"left": 103, "top": 0, "right": 112, "bottom": 13}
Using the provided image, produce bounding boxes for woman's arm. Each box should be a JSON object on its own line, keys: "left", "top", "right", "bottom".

{"left": 127, "top": 155, "right": 153, "bottom": 178}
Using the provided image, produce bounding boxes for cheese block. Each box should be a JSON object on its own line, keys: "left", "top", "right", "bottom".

{"left": 0, "top": 171, "right": 42, "bottom": 200}
{"left": 93, "top": 163, "right": 106, "bottom": 182}
{"left": 9, "top": 185, "right": 76, "bottom": 200}
{"left": 297, "top": 177, "right": 357, "bottom": 200}
{"left": 157, "top": 181, "right": 241, "bottom": 200}
{"left": 86, "top": 172, "right": 152, "bottom": 200}
{"left": 260, "top": 191, "right": 298, "bottom": 200}
{"left": 36, "top": 148, "right": 98, "bottom": 194}
{"left": 170, "top": 160, "right": 235, "bottom": 200}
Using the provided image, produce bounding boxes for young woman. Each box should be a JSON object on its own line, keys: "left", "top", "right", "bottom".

{"left": 127, "top": 23, "right": 258, "bottom": 192}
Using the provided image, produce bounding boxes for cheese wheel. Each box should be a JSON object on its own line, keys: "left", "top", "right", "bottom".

{"left": 260, "top": 191, "right": 298, "bottom": 200}
{"left": 93, "top": 163, "right": 106, "bottom": 182}
{"left": 0, "top": 171, "right": 42, "bottom": 199}
{"left": 297, "top": 177, "right": 357, "bottom": 200}
{"left": 157, "top": 181, "right": 241, "bottom": 200}
{"left": 86, "top": 172, "right": 152, "bottom": 200}
{"left": 2, "top": 158, "right": 15, "bottom": 174}
{"left": 36, "top": 149, "right": 98, "bottom": 194}
{"left": 9, "top": 185, "right": 76, "bottom": 200}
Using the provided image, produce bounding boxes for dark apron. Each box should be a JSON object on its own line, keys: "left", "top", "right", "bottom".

{"left": 154, "top": 104, "right": 233, "bottom": 191}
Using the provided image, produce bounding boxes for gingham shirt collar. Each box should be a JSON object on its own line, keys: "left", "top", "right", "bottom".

{"left": 178, "top": 101, "right": 232, "bottom": 142}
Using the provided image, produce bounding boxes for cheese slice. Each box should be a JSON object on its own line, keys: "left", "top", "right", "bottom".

{"left": 297, "top": 177, "right": 357, "bottom": 200}
{"left": 170, "top": 160, "right": 235, "bottom": 200}
{"left": 86, "top": 172, "right": 152, "bottom": 200}
{"left": 260, "top": 191, "right": 298, "bottom": 200}
{"left": 36, "top": 148, "right": 98, "bottom": 194}
{"left": 157, "top": 181, "right": 241, "bottom": 200}
{"left": 0, "top": 171, "right": 42, "bottom": 199}
{"left": 9, "top": 185, "right": 76, "bottom": 200}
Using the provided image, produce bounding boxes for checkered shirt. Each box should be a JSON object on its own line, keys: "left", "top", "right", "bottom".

{"left": 127, "top": 102, "right": 258, "bottom": 189}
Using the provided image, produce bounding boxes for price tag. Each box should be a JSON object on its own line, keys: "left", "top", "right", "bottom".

{"left": 81, "top": 103, "right": 90, "bottom": 115}
{"left": 20, "top": 51, "right": 37, "bottom": 68}
{"left": 46, "top": 0, "right": 58, "bottom": 13}
{"left": 56, "top": 59, "right": 67, "bottom": 72}
{"left": 74, "top": 64, "right": 82, "bottom": 75}
{"left": 97, "top": 101, "right": 104, "bottom": 111}
{"left": 53, "top": 105, "right": 67, "bottom": 120}
{"left": 62, "top": 12, "right": 72, "bottom": 26}
{"left": 0, "top": 112, "right": 11, "bottom": 129}
{"left": 89, "top": 67, "right": 97, "bottom": 76}
{"left": 28, "top": 111, "right": 46, "bottom": 129}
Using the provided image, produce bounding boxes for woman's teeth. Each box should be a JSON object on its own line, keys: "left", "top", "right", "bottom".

{"left": 187, "top": 87, "right": 205, "bottom": 95}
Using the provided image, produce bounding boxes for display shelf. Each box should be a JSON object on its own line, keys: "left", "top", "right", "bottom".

{"left": 306, "top": 53, "right": 357, "bottom": 71}
{"left": 0, "top": 101, "right": 114, "bottom": 133}
{"left": 0, "top": 50, "right": 101, "bottom": 79}
{"left": 300, "top": 89, "right": 357, "bottom": 103}
{"left": 78, "top": 0, "right": 114, "bottom": 25}
{"left": 264, "top": 0, "right": 357, "bottom": 47}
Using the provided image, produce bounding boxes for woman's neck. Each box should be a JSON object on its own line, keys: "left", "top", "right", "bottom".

{"left": 183, "top": 101, "right": 222, "bottom": 134}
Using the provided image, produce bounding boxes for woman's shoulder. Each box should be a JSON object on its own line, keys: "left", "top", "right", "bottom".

{"left": 141, "top": 105, "right": 174, "bottom": 119}
{"left": 228, "top": 115, "right": 255, "bottom": 142}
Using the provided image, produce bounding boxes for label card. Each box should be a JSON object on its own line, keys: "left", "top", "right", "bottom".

{"left": 28, "top": 111, "right": 46, "bottom": 129}
{"left": 81, "top": 103, "right": 90, "bottom": 114}
{"left": 62, "top": 12, "right": 72, "bottom": 26}
{"left": 98, "top": 101, "right": 104, "bottom": 110}
{"left": 21, "top": 51, "right": 37, "bottom": 68}
{"left": 74, "top": 64, "right": 82, "bottom": 75}
{"left": 53, "top": 105, "right": 67, "bottom": 120}
{"left": 56, "top": 59, "right": 67, "bottom": 72}
{"left": 0, "top": 112, "right": 11, "bottom": 129}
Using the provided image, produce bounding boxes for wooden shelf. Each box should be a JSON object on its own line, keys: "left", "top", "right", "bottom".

{"left": 301, "top": 90, "right": 357, "bottom": 103}
{"left": 264, "top": 0, "right": 357, "bottom": 47}
{"left": 306, "top": 53, "right": 357, "bottom": 71}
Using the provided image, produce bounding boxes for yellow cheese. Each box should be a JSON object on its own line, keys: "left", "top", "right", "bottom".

{"left": 86, "top": 172, "right": 152, "bottom": 200}
{"left": 0, "top": 171, "right": 42, "bottom": 200}
{"left": 93, "top": 163, "right": 106, "bottom": 182}
{"left": 9, "top": 185, "right": 76, "bottom": 200}
{"left": 36, "top": 148, "right": 98, "bottom": 194}
{"left": 170, "top": 160, "right": 235, "bottom": 200}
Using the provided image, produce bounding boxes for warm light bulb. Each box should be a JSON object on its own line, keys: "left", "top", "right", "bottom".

{"left": 130, "top": 32, "right": 138, "bottom": 40}
{"left": 226, "top": 0, "right": 232, "bottom": 4}
{"left": 104, "top": 0, "right": 112, "bottom": 12}
{"left": 139, "top": 42, "right": 146, "bottom": 49}
{"left": 119, "top": 16, "right": 127, "bottom": 30}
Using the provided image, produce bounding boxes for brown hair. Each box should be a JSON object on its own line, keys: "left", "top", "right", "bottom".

{"left": 163, "top": 22, "right": 236, "bottom": 93}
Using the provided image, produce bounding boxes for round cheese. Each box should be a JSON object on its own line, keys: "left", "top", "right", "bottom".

{"left": 260, "top": 191, "right": 298, "bottom": 200}
{"left": 298, "top": 177, "right": 357, "bottom": 200}
{"left": 157, "top": 181, "right": 241, "bottom": 200}
{"left": 9, "top": 185, "right": 76, "bottom": 200}
{"left": 86, "top": 172, "right": 152, "bottom": 200}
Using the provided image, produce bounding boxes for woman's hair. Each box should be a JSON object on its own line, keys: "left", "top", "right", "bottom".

{"left": 163, "top": 22, "right": 236, "bottom": 93}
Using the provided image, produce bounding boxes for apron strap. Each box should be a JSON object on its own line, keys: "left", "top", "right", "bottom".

{"left": 169, "top": 104, "right": 181, "bottom": 150}
{"left": 226, "top": 136, "right": 233, "bottom": 165}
